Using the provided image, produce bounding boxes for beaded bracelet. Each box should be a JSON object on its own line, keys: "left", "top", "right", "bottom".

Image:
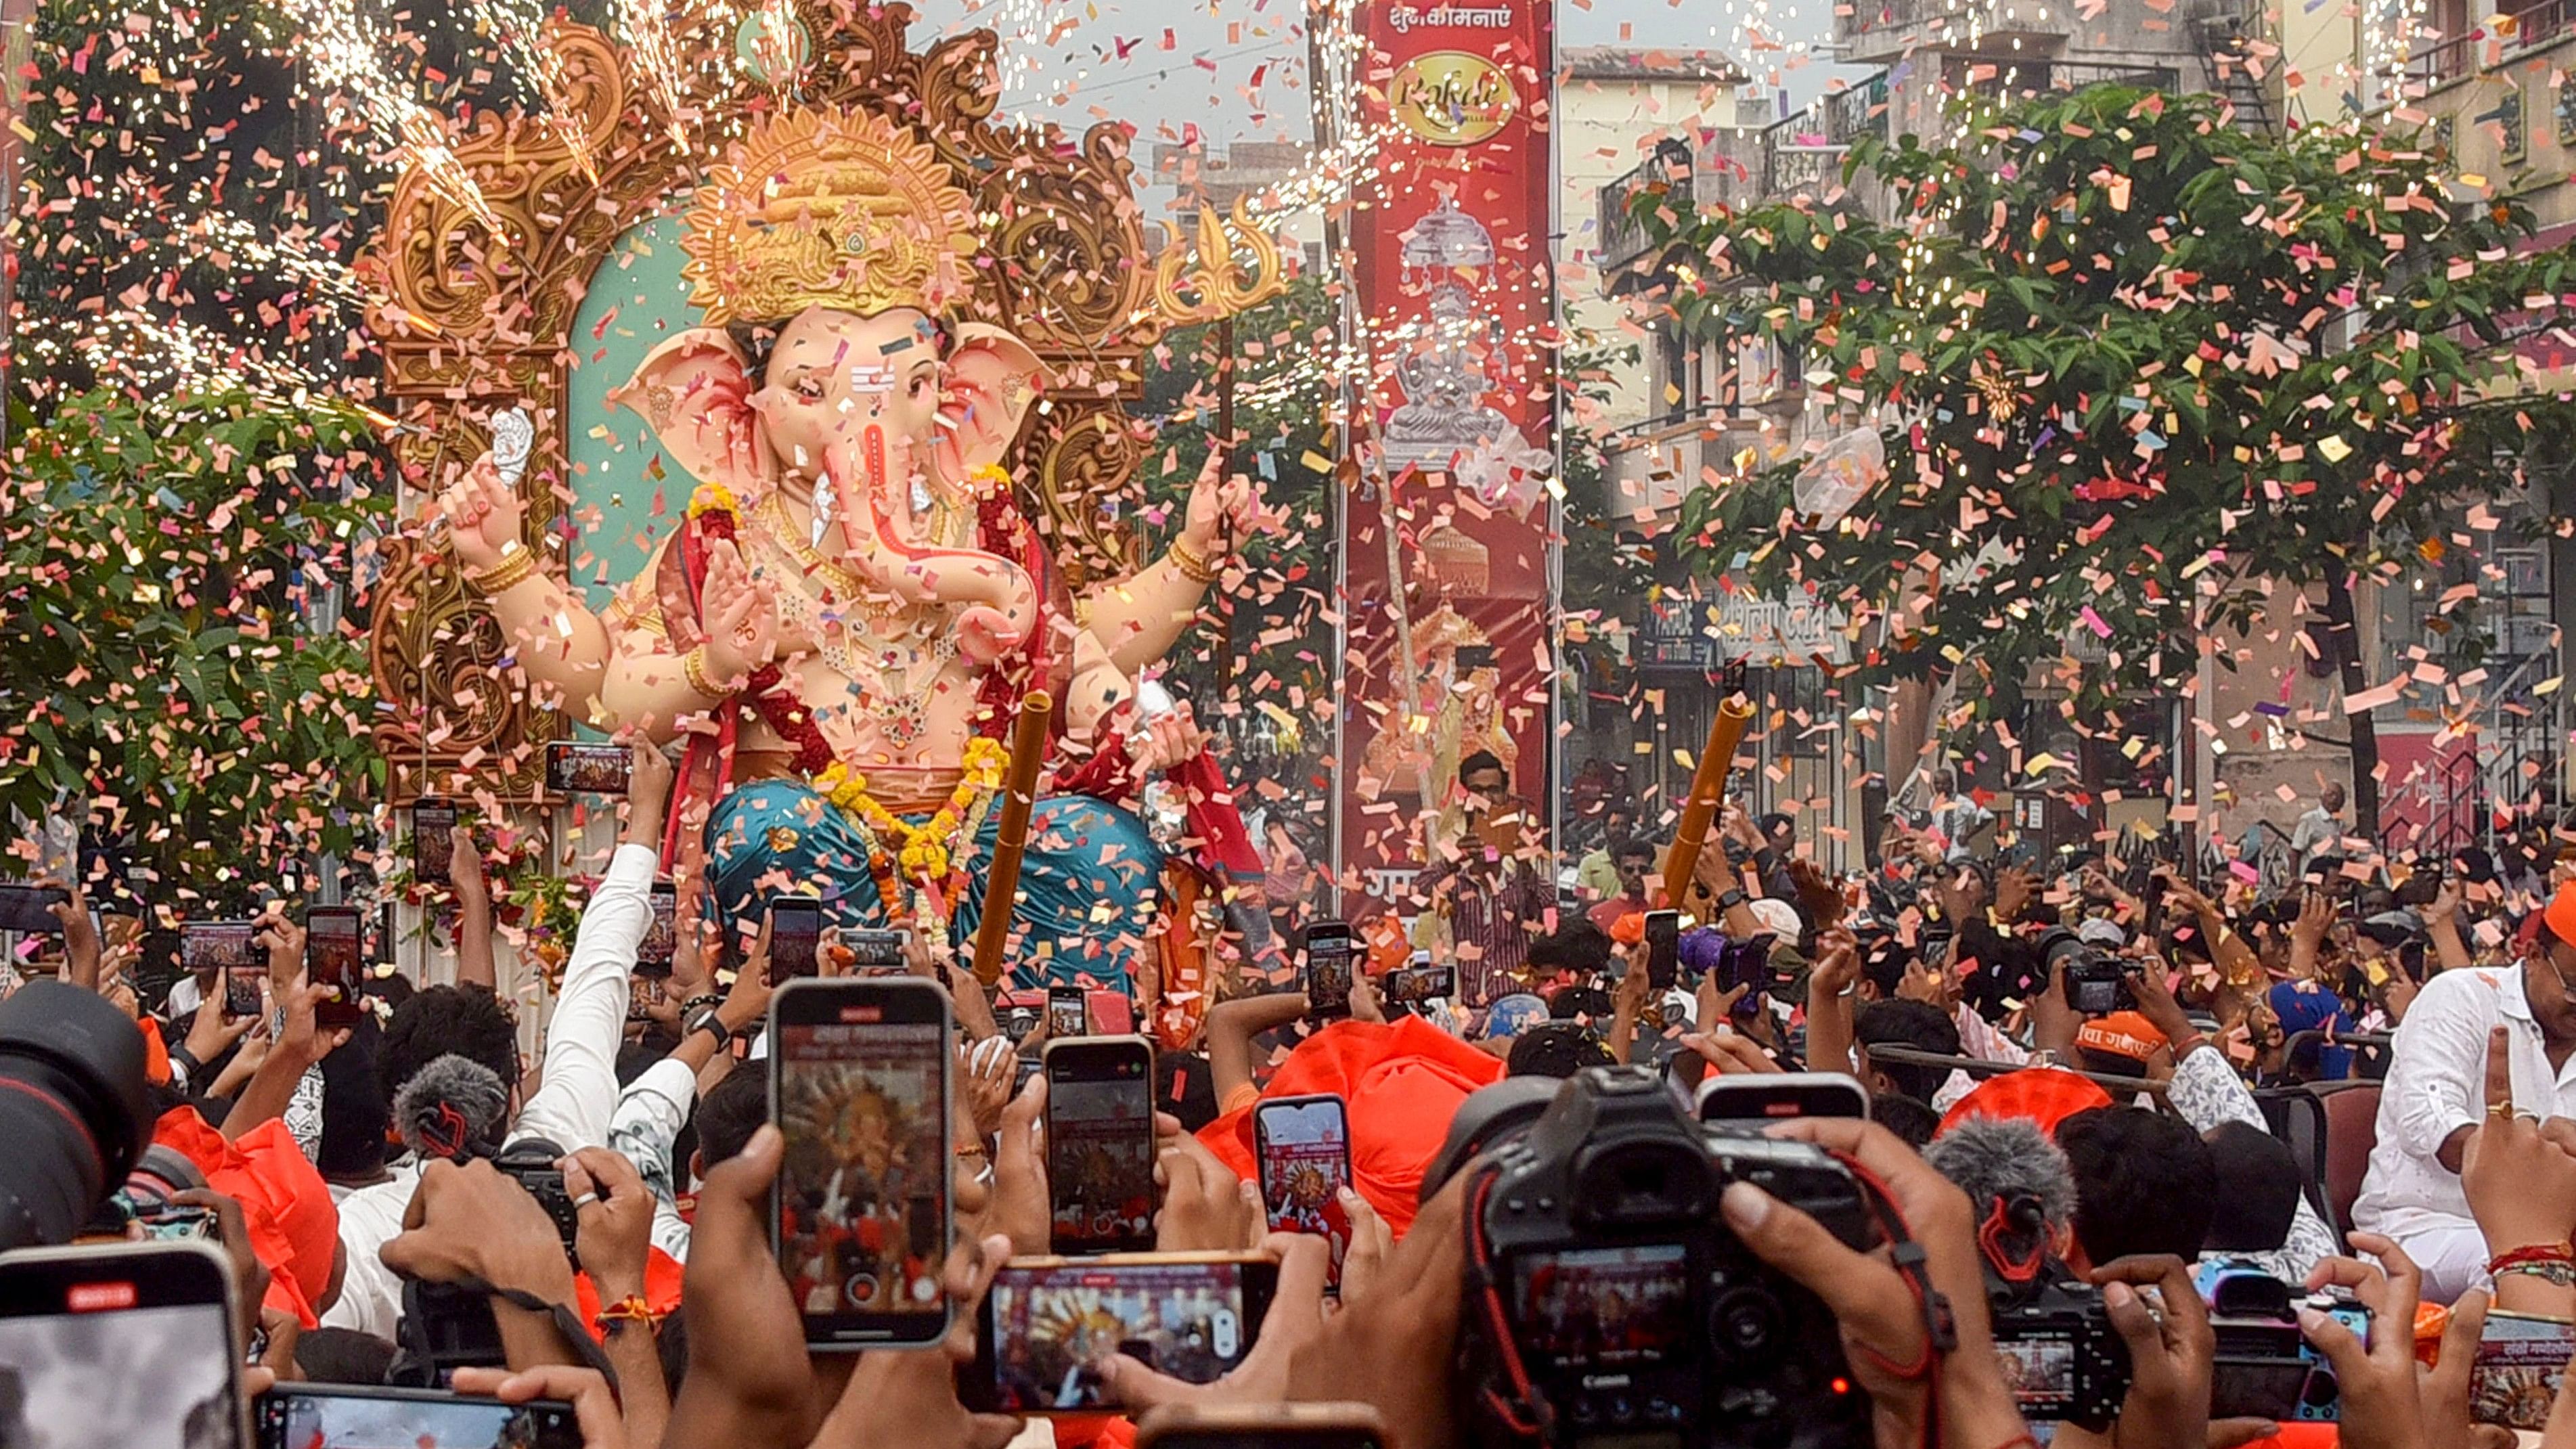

{"left": 2487, "top": 1243, "right": 2575, "bottom": 1278}
{"left": 2496, "top": 1259, "right": 2576, "bottom": 1287}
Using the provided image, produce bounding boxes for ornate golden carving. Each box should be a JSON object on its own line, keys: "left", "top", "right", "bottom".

{"left": 360, "top": 1, "right": 1226, "bottom": 801}
{"left": 1153, "top": 200, "right": 1293, "bottom": 328}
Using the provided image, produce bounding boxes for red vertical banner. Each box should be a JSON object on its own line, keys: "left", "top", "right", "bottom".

{"left": 1336, "top": 0, "right": 1557, "bottom": 903}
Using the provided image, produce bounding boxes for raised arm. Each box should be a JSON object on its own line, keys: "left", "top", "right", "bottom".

{"left": 428, "top": 450, "right": 613, "bottom": 716}
{"left": 1078, "top": 460, "right": 1261, "bottom": 677}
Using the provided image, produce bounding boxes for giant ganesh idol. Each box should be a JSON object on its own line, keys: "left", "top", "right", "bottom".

{"left": 432, "top": 107, "right": 1263, "bottom": 1010}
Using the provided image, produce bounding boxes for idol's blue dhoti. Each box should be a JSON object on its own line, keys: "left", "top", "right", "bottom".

{"left": 706, "top": 778, "right": 1165, "bottom": 991}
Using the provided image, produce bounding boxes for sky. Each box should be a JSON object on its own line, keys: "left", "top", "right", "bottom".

{"left": 914, "top": 0, "right": 1866, "bottom": 162}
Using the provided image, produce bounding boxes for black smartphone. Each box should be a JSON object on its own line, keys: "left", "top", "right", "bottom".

{"left": 411, "top": 797, "right": 456, "bottom": 881}
{"left": 0, "top": 1240, "right": 243, "bottom": 1447}
{"left": 305, "top": 906, "right": 365, "bottom": 1028}
{"left": 221, "top": 962, "right": 266, "bottom": 1021}
{"left": 1302, "top": 920, "right": 1354, "bottom": 1021}
{"left": 1047, "top": 984, "right": 1088, "bottom": 1039}
{"left": 543, "top": 740, "right": 631, "bottom": 796}
{"left": 1644, "top": 908, "right": 1681, "bottom": 991}
{"left": 1044, "top": 1036, "right": 1158, "bottom": 1255}
{"left": 769, "top": 977, "right": 952, "bottom": 1349}
{"left": 1695, "top": 1071, "right": 1871, "bottom": 1123}
{"left": 638, "top": 882, "right": 678, "bottom": 975}
{"left": 257, "top": 1383, "right": 583, "bottom": 1448}
{"left": 1382, "top": 964, "right": 1454, "bottom": 1010}
{"left": 0, "top": 883, "right": 68, "bottom": 935}
{"left": 1254, "top": 1094, "right": 1354, "bottom": 1285}
{"left": 964, "top": 1253, "right": 1279, "bottom": 1414}
{"left": 845, "top": 928, "right": 910, "bottom": 974}
{"left": 1716, "top": 933, "right": 1775, "bottom": 1018}
{"left": 767, "top": 897, "right": 822, "bottom": 983}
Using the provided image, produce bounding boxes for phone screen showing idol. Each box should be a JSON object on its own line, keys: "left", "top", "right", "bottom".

{"left": 1303, "top": 923, "right": 1354, "bottom": 1020}
{"left": 770, "top": 979, "right": 952, "bottom": 1347}
{"left": 1256, "top": 1094, "right": 1354, "bottom": 1285}
{"left": 976, "top": 1257, "right": 1275, "bottom": 1413}
{"left": 306, "top": 908, "right": 365, "bottom": 1028}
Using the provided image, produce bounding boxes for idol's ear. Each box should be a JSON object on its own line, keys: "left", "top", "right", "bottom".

{"left": 933, "top": 322, "right": 1047, "bottom": 485}
{"left": 606, "top": 327, "right": 770, "bottom": 493}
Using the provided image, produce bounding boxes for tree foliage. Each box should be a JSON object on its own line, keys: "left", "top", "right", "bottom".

{"left": 0, "top": 390, "right": 389, "bottom": 902}
{"left": 1641, "top": 85, "right": 2576, "bottom": 812}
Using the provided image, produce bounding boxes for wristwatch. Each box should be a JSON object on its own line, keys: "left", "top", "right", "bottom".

{"left": 683, "top": 1004, "right": 732, "bottom": 1052}
{"left": 1716, "top": 887, "right": 1750, "bottom": 913}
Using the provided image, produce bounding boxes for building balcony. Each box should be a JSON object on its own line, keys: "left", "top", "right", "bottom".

{"left": 1601, "top": 405, "right": 1776, "bottom": 531}
{"left": 1837, "top": 0, "right": 2072, "bottom": 64}
{"left": 2402, "top": 0, "right": 2576, "bottom": 96}
{"left": 1758, "top": 76, "right": 1888, "bottom": 202}
{"left": 1597, "top": 138, "right": 1697, "bottom": 282}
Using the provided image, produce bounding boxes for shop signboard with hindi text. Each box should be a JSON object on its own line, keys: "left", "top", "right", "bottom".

{"left": 1335, "top": 0, "right": 1557, "bottom": 903}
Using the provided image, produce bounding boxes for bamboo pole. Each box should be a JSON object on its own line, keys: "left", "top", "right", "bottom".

{"left": 1660, "top": 694, "right": 1755, "bottom": 912}
{"left": 973, "top": 690, "right": 1055, "bottom": 987}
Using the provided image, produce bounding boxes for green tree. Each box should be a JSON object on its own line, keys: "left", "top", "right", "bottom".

{"left": 1134, "top": 274, "right": 1341, "bottom": 821}
{"left": 0, "top": 390, "right": 388, "bottom": 906}
{"left": 1641, "top": 85, "right": 2576, "bottom": 837}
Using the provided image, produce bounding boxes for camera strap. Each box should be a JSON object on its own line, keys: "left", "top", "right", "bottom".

{"left": 451, "top": 1274, "right": 626, "bottom": 1398}
{"left": 1460, "top": 1166, "right": 1551, "bottom": 1443}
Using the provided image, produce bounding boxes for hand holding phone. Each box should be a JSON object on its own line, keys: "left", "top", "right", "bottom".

{"left": 543, "top": 740, "right": 633, "bottom": 796}
{"left": 767, "top": 897, "right": 822, "bottom": 983}
{"left": 1255, "top": 1094, "right": 1354, "bottom": 1285}
{"left": 411, "top": 798, "right": 457, "bottom": 881}
{"left": 966, "top": 1253, "right": 1278, "bottom": 1413}
{"left": 1044, "top": 1037, "right": 1157, "bottom": 1254}
{"left": 1303, "top": 922, "right": 1354, "bottom": 1021}
{"left": 0, "top": 1241, "right": 244, "bottom": 1446}
{"left": 305, "top": 906, "right": 365, "bottom": 1028}
{"left": 1644, "top": 908, "right": 1681, "bottom": 991}
{"left": 769, "top": 978, "right": 953, "bottom": 1348}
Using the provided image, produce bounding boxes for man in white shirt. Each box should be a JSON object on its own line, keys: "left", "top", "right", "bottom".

{"left": 2352, "top": 880, "right": 2576, "bottom": 1301}
{"left": 2288, "top": 782, "right": 2347, "bottom": 867}
{"left": 324, "top": 744, "right": 669, "bottom": 1339}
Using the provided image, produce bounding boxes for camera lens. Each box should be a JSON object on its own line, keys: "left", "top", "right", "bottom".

{"left": 0, "top": 979, "right": 153, "bottom": 1251}
{"left": 1710, "top": 1286, "right": 1784, "bottom": 1359}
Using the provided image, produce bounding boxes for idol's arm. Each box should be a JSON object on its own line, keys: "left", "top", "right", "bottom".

{"left": 597, "top": 627, "right": 722, "bottom": 743}
{"left": 477, "top": 569, "right": 611, "bottom": 717}
{"left": 1080, "top": 548, "right": 1221, "bottom": 679}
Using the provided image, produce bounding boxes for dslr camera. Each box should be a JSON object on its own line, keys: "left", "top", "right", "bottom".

{"left": 2037, "top": 929, "right": 2133, "bottom": 1015}
{"left": 1984, "top": 1255, "right": 2131, "bottom": 1426}
{"left": 495, "top": 1136, "right": 581, "bottom": 1264}
{"left": 1429, "top": 1067, "right": 1878, "bottom": 1449}
{"left": 2198, "top": 1264, "right": 2364, "bottom": 1423}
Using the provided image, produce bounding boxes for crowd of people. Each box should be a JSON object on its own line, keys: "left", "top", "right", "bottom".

{"left": 20, "top": 745, "right": 2576, "bottom": 1449}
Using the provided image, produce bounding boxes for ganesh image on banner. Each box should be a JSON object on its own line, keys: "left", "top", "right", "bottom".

{"left": 437, "top": 107, "right": 1262, "bottom": 993}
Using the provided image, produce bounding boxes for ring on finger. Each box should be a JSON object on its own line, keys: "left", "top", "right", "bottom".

{"left": 571, "top": 1192, "right": 601, "bottom": 1211}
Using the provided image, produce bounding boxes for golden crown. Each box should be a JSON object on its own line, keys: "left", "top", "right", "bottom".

{"left": 679, "top": 107, "right": 981, "bottom": 327}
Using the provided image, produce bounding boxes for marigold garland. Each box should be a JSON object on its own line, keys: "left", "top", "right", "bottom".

{"left": 813, "top": 736, "right": 1008, "bottom": 917}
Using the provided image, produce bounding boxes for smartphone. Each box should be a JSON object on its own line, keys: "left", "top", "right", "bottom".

{"left": 1645, "top": 908, "right": 1681, "bottom": 991}
{"left": 628, "top": 973, "right": 667, "bottom": 1023}
{"left": 0, "top": 883, "right": 68, "bottom": 935}
{"left": 639, "top": 882, "right": 678, "bottom": 975}
{"left": 2471, "top": 1308, "right": 2576, "bottom": 1429}
{"left": 410, "top": 797, "right": 456, "bottom": 881}
{"left": 1136, "top": 1403, "right": 1390, "bottom": 1449}
{"left": 185, "top": 919, "right": 261, "bottom": 974}
{"left": 767, "top": 897, "right": 822, "bottom": 983}
{"left": 964, "top": 1253, "right": 1279, "bottom": 1414}
{"left": 257, "top": 1383, "right": 583, "bottom": 1448}
{"left": 1303, "top": 920, "right": 1354, "bottom": 1021}
{"left": 0, "top": 1240, "right": 243, "bottom": 1448}
{"left": 1047, "top": 985, "right": 1088, "bottom": 1039}
{"left": 543, "top": 740, "right": 631, "bottom": 796}
{"left": 845, "top": 928, "right": 910, "bottom": 974}
{"left": 215, "top": 962, "right": 262, "bottom": 1020}
{"left": 1716, "top": 933, "right": 1775, "bottom": 1017}
{"left": 768, "top": 977, "right": 953, "bottom": 1349}
{"left": 1254, "top": 1094, "right": 1353, "bottom": 1285}
{"left": 305, "top": 906, "right": 365, "bottom": 1028}
{"left": 1044, "top": 1036, "right": 1158, "bottom": 1255}
{"left": 1381, "top": 964, "right": 1454, "bottom": 1010}
{"left": 1695, "top": 1071, "right": 1871, "bottom": 1123}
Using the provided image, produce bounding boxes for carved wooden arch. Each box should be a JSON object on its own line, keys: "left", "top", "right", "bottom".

{"left": 359, "top": 1, "right": 1164, "bottom": 802}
